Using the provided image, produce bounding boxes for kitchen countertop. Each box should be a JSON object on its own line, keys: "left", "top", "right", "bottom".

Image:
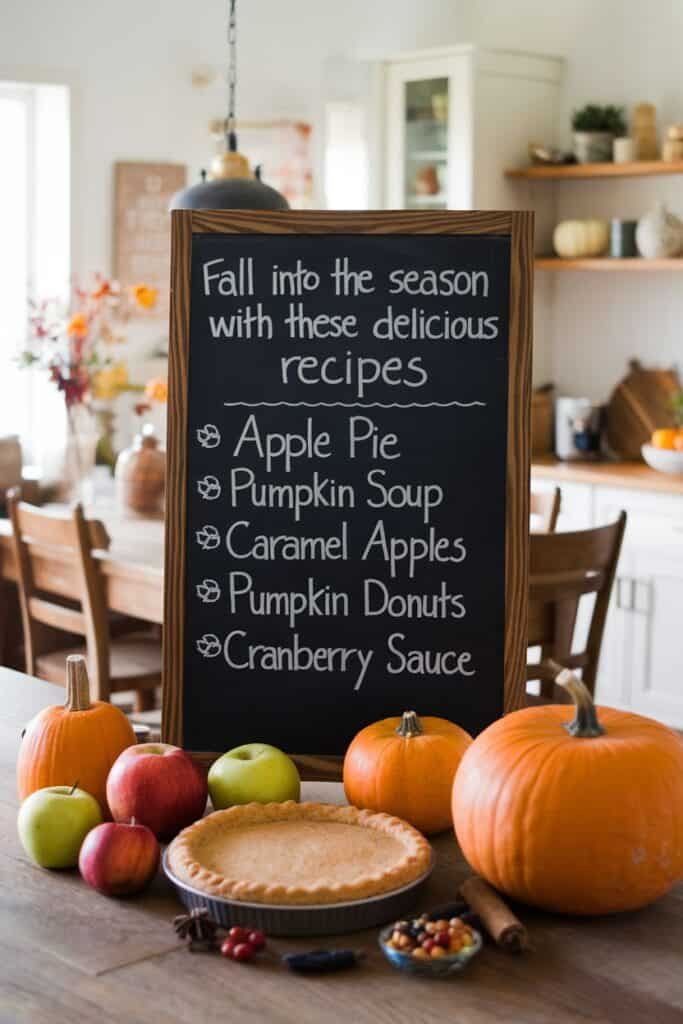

{"left": 532, "top": 457, "right": 683, "bottom": 495}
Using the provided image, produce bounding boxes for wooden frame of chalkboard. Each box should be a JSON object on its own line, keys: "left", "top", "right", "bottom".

{"left": 163, "top": 209, "right": 532, "bottom": 779}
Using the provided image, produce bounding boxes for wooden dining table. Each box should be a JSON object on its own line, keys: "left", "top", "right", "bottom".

{"left": 0, "top": 502, "right": 165, "bottom": 626}
{"left": 2, "top": 667, "right": 682, "bottom": 1024}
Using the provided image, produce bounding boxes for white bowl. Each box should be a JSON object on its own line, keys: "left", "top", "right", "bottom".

{"left": 641, "top": 443, "right": 683, "bottom": 475}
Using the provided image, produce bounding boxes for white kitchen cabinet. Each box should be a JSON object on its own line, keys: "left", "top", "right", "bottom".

{"left": 532, "top": 471, "right": 683, "bottom": 728}
{"left": 383, "top": 46, "right": 563, "bottom": 214}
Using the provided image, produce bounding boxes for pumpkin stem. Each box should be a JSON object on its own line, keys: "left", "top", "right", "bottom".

{"left": 396, "top": 710, "right": 423, "bottom": 738}
{"left": 549, "top": 661, "right": 605, "bottom": 738}
{"left": 65, "top": 655, "right": 92, "bottom": 712}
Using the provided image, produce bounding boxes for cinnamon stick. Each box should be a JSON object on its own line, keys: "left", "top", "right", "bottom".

{"left": 459, "top": 876, "right": 528, "bottom": 952}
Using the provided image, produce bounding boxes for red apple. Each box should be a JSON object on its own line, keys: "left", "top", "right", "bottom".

{"left": 79, "top": 820, "right": 159, "bottom": 896}
{"left": 106, "top": 743, "right": 207, "bottom": 841}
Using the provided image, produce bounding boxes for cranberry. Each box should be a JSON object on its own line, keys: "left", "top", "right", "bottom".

{"left": 232, "top": 942, "right": 256, "bottom": 963}
{"left": 248, "top": 930, "right": 266, "bottom": 951}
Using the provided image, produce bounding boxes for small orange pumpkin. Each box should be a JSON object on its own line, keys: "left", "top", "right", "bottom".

{"left": 17, "top": 655, "right": 136, "bottom": 815}
{"left": 452, "top": 665, "right": 683, "bottom": 915}
{"left": 344, "top": 710, "right": 472, "bottom": 835}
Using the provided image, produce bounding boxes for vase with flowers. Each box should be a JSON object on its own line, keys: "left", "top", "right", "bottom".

{"left": 20, "top": 277, "right": 158, "bottom": 502}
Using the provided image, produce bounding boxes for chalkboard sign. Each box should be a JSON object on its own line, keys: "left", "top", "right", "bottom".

{"left": 163, "top": 210, "right": 532, "bottom": 776}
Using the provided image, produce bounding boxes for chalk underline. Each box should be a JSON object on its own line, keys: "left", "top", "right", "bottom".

{"left": 222, "top": 401, "right": 486, "bottom": 409}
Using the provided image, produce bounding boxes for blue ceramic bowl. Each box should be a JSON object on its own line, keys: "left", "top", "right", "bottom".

{"left": 378, "top": 922, "right": 483, "bottom": 978}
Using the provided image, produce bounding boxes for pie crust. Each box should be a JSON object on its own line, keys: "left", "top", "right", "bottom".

{"left": 166, "top": 801, "right": 433, "bottom": 905}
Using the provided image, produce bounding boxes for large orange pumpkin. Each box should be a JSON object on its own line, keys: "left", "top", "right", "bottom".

{"left": 452, "top": 666, "right": 683, "bottom": 915}
{"left": 17, "top": 655, "right": 136, "bottom": 815}
{"left": 344, "top": 710, "right": 472, "bottom": 835}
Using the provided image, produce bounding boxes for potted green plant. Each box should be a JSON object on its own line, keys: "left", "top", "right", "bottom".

{"left": 571, "top": 105, "right": 627, "bottom": 163}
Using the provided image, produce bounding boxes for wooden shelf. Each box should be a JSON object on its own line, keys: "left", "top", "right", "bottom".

{"left": 506, "top": 160, "right": 683, "bottom": 181}
{"left": 535, "top": 257, "right": 683, "bottom": 271}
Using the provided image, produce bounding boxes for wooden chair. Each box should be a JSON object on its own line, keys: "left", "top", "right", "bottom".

{"left": 7, "top": 490, "right": 161, "bottom": 710}
{"left": 530, "top": 486, "right": 561, "bottom": 533}
{"left": 527, "top": 512, "right": 627, "bottom": 700}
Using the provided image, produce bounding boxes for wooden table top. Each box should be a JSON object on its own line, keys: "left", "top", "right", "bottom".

{"left": 2, "top": 668, "right": 683, "bottom": 1024}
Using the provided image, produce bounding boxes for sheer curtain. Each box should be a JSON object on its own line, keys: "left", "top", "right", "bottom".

{"left": 0, "top": 81, "right": 70, "bottom": 481}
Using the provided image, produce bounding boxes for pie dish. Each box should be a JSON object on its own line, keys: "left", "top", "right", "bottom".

{"left": 166, "top": 801, "right": 433, "bottom": 906}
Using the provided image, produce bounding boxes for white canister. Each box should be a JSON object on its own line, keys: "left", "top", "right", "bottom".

{"left": 613, "top": 137, "right": 636, "bottom": 163}
{"left": 555, "top": 397, "right": 592, "bottom": 460}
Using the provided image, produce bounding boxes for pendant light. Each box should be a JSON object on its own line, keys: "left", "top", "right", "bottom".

{"left": 170, "top": 0, "right": 289, "bottom": 211}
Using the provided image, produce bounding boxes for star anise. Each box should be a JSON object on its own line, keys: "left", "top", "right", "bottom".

{"left": 173, "top": 907, "right": 220, "bottom": 952}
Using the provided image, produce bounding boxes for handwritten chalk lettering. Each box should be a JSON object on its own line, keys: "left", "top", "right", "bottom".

{"left": 230, "top": 468, "right": 355, "bottom": 521}
{"left": 233, "top": 414, "right": 331, "bottom": 473}
{"left": 366, "top": 469, "right": 443, "bottom": 524}
{"left": 271, "top": 261, "right": 320, "bottom": 295}
{"left": 208, "top": 304, "right": 273, "bottom": 340}
{"left": 348, "top": 417, "right": 400, "bottom": 460}
{"left": 223, "top": 630, "right": 374, "bottom": 691}
{"left": 202, "top": 257, "right": 254, "bottom": 296}
{"left": 388, "top": 267, "right": 489, "bottom": 297}
{"left": 386, "top": 632, "right": 475, "bottom": 677}
{"left": 361, "top": 519, "right": 466, "bottom": 579}
{"left": 280, "top": 353, "right": 427, "bottom": 397}
{"left": 226, "top": 520, "right": 349, "bottom": 561}
{"left": 331, "top": 257, "right": 375, "bottom": 296}
{"left": 373, "top": 308, "right": 500, "bottom": 342}
{"left": 364, "top": 579, "right": 466, "bottom": 620}
{"left": 284, "top": 303, "right": 358, "bottom": 340}
{"left": 229, "top": 572, "right": 349, "bottom": 629}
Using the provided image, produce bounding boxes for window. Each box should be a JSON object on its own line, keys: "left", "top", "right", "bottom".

{"left": 324, "top": 102, "right": 369, "bottom": 210}
{"left": 0, "top": 81, "right": 70, "bottom": 477}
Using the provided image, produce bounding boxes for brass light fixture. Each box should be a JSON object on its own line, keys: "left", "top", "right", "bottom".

{"left": 170, "top": 0, "right": 289, "bottom": 211}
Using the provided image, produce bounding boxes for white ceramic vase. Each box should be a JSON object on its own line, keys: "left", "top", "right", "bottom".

{"left": 635, "top": 203, "right": 683, "bottom": 259}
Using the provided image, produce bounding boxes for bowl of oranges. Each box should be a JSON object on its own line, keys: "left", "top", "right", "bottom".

{"left": 642, "top": 427, "right": 683, "bottom": 475}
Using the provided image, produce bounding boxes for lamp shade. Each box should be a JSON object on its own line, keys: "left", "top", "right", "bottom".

{"left": 170, "top": 175, "right": 289, "bottom": 211}
{"left": 170, "top": 151, "right": 289, "bottom": 211}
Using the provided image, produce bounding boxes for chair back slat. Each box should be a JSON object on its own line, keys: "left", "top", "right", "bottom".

{"left": 528, "top": 512, "right": 627, "bottom": 698}
{"left": 11, "top": 501, "right": 110, "bottom": 552}
{"left": 530, "top": 487, "right": 561, "bottom": 533}
{"left": 28, "top": 596, "right": 87, "bottom": 635}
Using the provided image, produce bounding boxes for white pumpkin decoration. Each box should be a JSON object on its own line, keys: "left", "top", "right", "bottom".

{"left": 553, "top": 219, "right": 609, "bottom": 259}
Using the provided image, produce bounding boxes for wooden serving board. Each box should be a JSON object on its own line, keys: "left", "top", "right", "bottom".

{"left": 606, "top": 359, "right": 680, "bottom": 459}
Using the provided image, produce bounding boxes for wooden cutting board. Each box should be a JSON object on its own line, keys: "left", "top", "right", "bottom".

{"left": 606, "top": 359, "right": 680, "bottom": 459}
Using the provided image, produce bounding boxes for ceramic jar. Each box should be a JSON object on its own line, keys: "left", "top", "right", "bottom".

{"left": 572, "top": 131, "right": 614, "bottom": 164}
{"left": 115, "top": 424, "right": 165, "bottom": 516}
{"left": 635, "top": 203, "right": 683, "bottom": 259}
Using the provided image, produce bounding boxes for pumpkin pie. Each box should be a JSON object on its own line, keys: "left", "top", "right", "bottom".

{"left": 166, "top": 801, "right": 432, "bottom": 905}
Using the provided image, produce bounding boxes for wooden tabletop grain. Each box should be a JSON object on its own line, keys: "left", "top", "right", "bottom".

{"left": 2, "top": 668, "right": 682, "bottom": 1024}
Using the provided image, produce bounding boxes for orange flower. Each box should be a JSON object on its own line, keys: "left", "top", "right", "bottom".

{"left": 132, "top": 284, "right": 158, "bottom": 310}
{"left": 145, "top": 376, "right": 168, "bottom": 403}
{"left": 91, "top": 280, "right": 112, "bottom": 299}
{"left": 66, "top": 312, "right": 88, "bottom": 340}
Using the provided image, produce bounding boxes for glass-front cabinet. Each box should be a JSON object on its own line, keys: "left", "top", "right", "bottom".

{"left": 383, "top": 47, "right": 563, "bottom": 214}
{"left": 402, "top": 77, "right": 449, "bottom": 210}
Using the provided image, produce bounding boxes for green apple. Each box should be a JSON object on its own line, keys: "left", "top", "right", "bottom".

{"left": 18, "top": 785, "right": 103, "bottom": 869}
{"left": 208, "top": 743, "right": 300, "bottom": 809}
